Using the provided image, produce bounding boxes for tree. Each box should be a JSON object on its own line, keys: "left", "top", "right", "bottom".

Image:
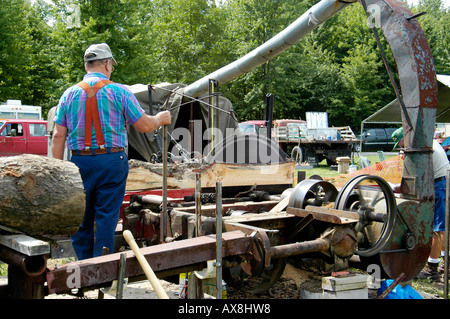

{"left": 0, "top": 0, "right": 57, "bottom": 114}
{"left": 305, "top": 3, "right": 396, "bottom": 129}
{"left": 145, "top": 0, "right": 231, "bottom": 85}
{"left": 220, "top": 0, "right": 308, "bottom": 120}
{"left": 414, "top": 0, "right": 450, "bottom": 74}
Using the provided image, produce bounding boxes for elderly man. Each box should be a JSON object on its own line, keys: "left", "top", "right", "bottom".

{"left": 52, "top": 43, "right": 171, "bottom": 260}
{"left": 392, "top": 127, "right": 450, "bottom": 281}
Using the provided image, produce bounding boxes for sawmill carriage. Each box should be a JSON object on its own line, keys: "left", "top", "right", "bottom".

{"left": 0, "top": 0, "right": 441, "bottom": 299}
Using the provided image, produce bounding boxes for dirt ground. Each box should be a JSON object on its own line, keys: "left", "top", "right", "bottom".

{"left": 0, "top": 262, "right": 442, "bottom": 299}
{"left": 43, "top": 263, "right": 339, "bottom": 299}
{"left": 43, "top": 264, "right": 441, "bottom": 299}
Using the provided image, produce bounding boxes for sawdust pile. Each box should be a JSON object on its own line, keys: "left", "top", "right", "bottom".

{"left": 226, "top": 264, "right": 323, "bottom": 299}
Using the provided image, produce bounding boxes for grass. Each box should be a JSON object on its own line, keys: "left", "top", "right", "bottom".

{"left": 412, "top": 278, "right": 446, "bottom": 298}
{"left": 0, "top": 264, "right": 7, "bottom": 276}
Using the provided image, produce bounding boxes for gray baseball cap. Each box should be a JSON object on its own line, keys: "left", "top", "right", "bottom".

{"left": 84, "top": 43, "right": 118, "bottom": 65}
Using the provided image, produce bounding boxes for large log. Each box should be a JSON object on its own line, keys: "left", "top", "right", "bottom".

{"left": 0, "top": 154, "right": 85, "bottom": 236}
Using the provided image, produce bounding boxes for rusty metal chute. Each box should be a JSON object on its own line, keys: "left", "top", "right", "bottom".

{"left": 360, "top": 0, "right": 437, "bottom": 280}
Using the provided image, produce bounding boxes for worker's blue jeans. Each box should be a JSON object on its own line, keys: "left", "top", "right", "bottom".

{"left": 70, "top": 151, "right": 128, "bottom": 260}
{"left": 434, "top": 179, "right": 447, "bottom": 232}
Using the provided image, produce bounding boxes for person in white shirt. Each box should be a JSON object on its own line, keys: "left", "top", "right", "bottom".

{"left": 392, "top": 127, "right": 450, "bottom": 281}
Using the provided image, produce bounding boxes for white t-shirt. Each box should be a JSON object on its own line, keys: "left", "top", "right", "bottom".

{"left": 433, "top": 139, "right": 450, "bottom": 179}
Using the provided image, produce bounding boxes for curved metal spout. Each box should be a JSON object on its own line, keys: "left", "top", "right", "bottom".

{"left": 357, "top": 0, "right": 438, "bottom": 281}
{"left": 183, "top": 0, "right": 356, "bottom": 98}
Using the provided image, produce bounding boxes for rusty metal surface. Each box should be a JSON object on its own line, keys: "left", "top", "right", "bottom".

{"left": 329, "top": 225, "right": 358, "bottom": 259}
{"left": 270, "top": 238, "right": 329, "bottom": 259}
{"left": 270, "top": 225, "right": 357, "bottom": 260}
{"left": 359, "top": 0, "right": 438, "bottom": 280}
{"left": 0, "top": 244, "right": 47, "bottom": 277}
{"left": 46, "top": 230, "right": 251, "bottom": 294}
{"left": 378, "top": 200, "right": 427, "bottom": 280}
{"left": 45, "top": 0, "right": 438, "bottom": 293}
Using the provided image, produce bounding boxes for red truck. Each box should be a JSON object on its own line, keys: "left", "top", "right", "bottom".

{"left": 0, "top": 119, "right": 48, "bottom": 157}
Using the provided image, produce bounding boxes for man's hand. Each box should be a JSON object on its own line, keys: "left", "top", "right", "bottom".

{"left": 133, "top": 110, "right": 172, "bottom": 133}
{"left": 156, "top": 110, "right": 171, "bottom": 126}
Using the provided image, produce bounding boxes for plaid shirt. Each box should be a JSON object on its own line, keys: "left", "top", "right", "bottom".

{"left": 54, "top": 73, "right": 145, "bottom": 150}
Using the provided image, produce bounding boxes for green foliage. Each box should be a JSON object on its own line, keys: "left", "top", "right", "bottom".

{"left": 415, "top": 0, "right": 450, "bottom": 74}
{"left": 0, "top": 0, "right": 448, "bottom": 127}
{"left": 147, "top": 0, "right": 231, "bottom": 84}
{"left": 0, "top": 0, "right": 58, "bottom": 115}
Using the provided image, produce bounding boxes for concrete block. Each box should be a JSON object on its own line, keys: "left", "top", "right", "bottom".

{"left": 299, "top": 287, "right": 368, "bottom": 299}
{"left": 322, "top": 274, "right": 369, "bottom": 292}
{"left": 323, "top": 288, "right": 368, "bottom": 299}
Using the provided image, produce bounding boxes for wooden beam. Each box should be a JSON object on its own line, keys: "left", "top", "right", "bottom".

{"left": 126, "top": 160, "right": 295, "bottom": 191}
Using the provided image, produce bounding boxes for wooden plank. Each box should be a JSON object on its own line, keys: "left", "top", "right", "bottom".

{"left": 126, "top": 160, "right": 295, "bottom": 191}
{"left": 286, "top": 206, "right": 359, "bottom": 224}
{"left": 126, "top": 162, "right": 195, "bottom": 191}
{"left": 223, "top": 222, "right": 280, "bottom": 235}
{"left": 305, "top": 205, "right": 360, "bottom": 221}
{"left": 174, "top": 200, "right": 279, "bottom": 215}
{"left": 198, "top": 162, "right": 294, "bottom": 188}
{"left": 223, "top": 211, "right": 294, "bottom": 224}
{"left": 268, "top": 196, "right": 290, "bottom": 213}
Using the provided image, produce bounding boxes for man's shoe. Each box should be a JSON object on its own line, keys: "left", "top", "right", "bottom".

{"left": 438, "top": 259, "right": 450, "bottom": 274}
{"left": 417, "top": 262, "right": 440, "bottom": 282}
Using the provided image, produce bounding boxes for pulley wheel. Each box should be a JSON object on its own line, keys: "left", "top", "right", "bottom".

{"left": 334, "top": 175, "right": 397, "bottom": 257}
{"left": 204, "top": 134, "right": 288, "bottom": 164}
{"left": 223, "top": 234, "right": 287, "bottom": 294}
{"left": 288, "top": 179, "right": 338, "bottom": 209}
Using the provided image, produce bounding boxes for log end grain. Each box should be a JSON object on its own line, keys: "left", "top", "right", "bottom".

{"left": 0, "top": 154, "right": 85, "bottom": 236}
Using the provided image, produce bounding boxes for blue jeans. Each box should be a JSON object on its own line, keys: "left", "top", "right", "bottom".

{"left": 434, "top": 179, "right": 447, "bottom": 232}
{"left": 70, "top": 151, "right": 128, "bottom": 259}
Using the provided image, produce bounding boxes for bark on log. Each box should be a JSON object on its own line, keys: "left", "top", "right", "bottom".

{"left": 0, "top": 154, "right": 85, "bottom": 236}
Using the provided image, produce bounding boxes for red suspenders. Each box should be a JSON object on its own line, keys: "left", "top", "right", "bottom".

{"left": 76, "top": 80, "right": 113, "bottom": 149}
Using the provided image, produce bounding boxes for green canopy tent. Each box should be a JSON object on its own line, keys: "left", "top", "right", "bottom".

{"left": 359, "top": 74, "right": 450, "bottom": 150}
